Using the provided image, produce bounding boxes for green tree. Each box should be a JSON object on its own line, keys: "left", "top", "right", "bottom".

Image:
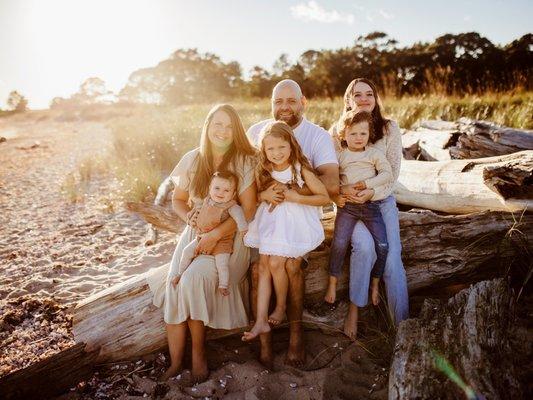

{"left": 6, "top": 91, "right": 28, "bottom": 112}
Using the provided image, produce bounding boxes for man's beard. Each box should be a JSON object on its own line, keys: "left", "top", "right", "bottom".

{"left": 274, "top": 110, "right": 301, "bottom": 127}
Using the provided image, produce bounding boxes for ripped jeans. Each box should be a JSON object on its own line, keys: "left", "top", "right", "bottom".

{"left": 328, "top": 200, "right": 388, "bottom": 279}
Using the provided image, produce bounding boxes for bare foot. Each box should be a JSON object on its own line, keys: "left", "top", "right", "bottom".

{"left": 242, "top": 320, "right": 271, "bottom": 341}
{"left": 191, "top": 354, "right": 209, "bottom": 384}
{"left": 324, "top": 276, "right": 337, "bottom": 304}
{"left": 259, "top": 344, "right": 274, "bottom": 370}
{"left": 218, "top": 287, "right": 229, "bottom": 296}
{"left": 160, "top": 363, "right": 182, "bottom": 381}
{"left": 371, "top": 278, "right": 380, "bottom": 306}
{"left": 285, "top": 341, "right": 306, "bottom": 367}
{"left": 268, "top": 306, "right": 286, "bottom": 325}
{"left": 344, "top": 304, "right": 358, "bottom": 341}
{"left": 191, "top": 367, "right": 209, "bottom": 385}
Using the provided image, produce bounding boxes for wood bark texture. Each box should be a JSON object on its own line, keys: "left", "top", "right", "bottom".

{"left": 389, "top": 278, "right": 522, "bottom": 400}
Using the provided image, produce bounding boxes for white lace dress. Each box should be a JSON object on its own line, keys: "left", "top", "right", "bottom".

{"left": 244, "top": 164, "right": 324, "bottom": 258}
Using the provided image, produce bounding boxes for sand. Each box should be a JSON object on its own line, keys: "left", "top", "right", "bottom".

{"left": 0, "top": 113, "right": 390, "bottom": 399}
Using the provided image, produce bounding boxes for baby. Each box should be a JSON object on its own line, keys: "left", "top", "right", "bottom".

{"left": 171, "top": 171, "right": 248, "bottom": 296}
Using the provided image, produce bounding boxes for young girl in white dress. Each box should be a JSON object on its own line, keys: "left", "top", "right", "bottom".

{"left": 243, "top": 121, "right": 330, "bottom": 341}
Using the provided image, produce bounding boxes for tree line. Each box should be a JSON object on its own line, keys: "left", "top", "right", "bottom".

{"left": 6, "top": 31, "right": 531, "bottom": 111}
{"left": 117, "top": 32, "right": 532, "bottom": 105}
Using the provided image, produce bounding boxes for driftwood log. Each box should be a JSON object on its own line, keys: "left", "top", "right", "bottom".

{"left": 0, "top": 343, "right": 98, "bottom": 400}
{"left": 451, "top": 118, "right": 533, "bottom": 159}
{"left": 72, "top": 208, "right": 531, "bottom": 363}
{"left": 389, "top": 278, "right": 522, "bottom": 399}
{"left": 402, "top": 119, "right": 533, "bottom": 161}
{"left": 395, "top": 151, "right": 533, "bottom": 213}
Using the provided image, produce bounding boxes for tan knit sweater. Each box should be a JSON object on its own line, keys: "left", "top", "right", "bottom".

{"left": 330, "top": 120, "right": 402, "bottom": 200}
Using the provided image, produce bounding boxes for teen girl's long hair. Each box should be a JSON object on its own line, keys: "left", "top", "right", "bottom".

{"left": 189, "top": 104, "right": 256, "bottom": 199}
{"left": 256, "top": 121, "right": 314, "bottom": 191}
{"left": 342, "top": 78, "right": 390, "bottom": 143}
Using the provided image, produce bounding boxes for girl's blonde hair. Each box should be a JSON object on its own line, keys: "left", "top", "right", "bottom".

{"left": 256, "top": 121, "right": 314, "bottom": 191}
{"left": 189, "top": 104, "right": 256, "bottom": 199}
{"left": 337, "top": 110, "right": 375, "bottom": 148}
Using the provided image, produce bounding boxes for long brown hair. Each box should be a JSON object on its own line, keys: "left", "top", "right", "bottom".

{"left": 190, "top": 104, "right": 256, "bottom": 199}
{"left": 256, "top": 121, "right": 314, "bottom": 191}
{"left": 342, "top": 78, "right": 390, "bottom": 142}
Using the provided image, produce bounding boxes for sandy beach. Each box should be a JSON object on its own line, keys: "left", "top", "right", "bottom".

{"left": 0, "top": 114, "right": 389, "bottom": 399}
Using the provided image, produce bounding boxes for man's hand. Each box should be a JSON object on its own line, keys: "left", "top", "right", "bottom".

{"left": 353, "top": 181, "right": 366, "bottom": 190}
{"left": 283, "top": 188, "right": 300, "bottom": 203}
{"left": 334, "top": 195, "right": 347, "bottom": 208}
{"left": 195, "top": 230, "right": 219, "bottom": 256}
{"left": 349, "top": 188, "right": 375, "bottom": 204}
{"left": 260, "top": 182, "right": 285, "bottom": 205}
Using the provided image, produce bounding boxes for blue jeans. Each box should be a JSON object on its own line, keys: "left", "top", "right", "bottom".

{"left": 329, "top": 201, "right": 388, "bottom": 279}
{"left": 348, "top": 195, "right": 409, "bottom": 324}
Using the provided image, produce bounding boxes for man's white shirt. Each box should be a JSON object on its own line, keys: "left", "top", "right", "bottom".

{"left": 246, "top": 118, "right": 338, "bottom": 169}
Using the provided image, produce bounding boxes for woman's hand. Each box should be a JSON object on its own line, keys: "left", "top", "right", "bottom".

{"left": 353, "top": 181, "right": 367, "bottom": 190}
{"left": 186, "top": 209, "right": 198, "bottom": 228}
{"left": 195, "top": 230, "right": 220, "bottom": 256}
{"left": 349, "top": 188, "right": 375, "bottom": 204}
{"left": 171, "top": 275, "right": 181, "bottom": 287}
{"left": 340, "top": 184, "right": 360, "bottom": 196}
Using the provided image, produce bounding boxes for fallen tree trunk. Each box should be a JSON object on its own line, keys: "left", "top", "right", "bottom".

{"left": 450, "top": 118, "right": 533, "bottom": 159}
{"left": 388, "top": 278, "right": 522, "bottom": 399}
{"left": 72, "top": 209, "right": 531, "bottom": 363}
{"left": 402, "top": 119, "right": 533, "bottom": 161}
{"left": 402, "top": 128, "right": 457, "bottom": 161}
{"left": 395, "top": 151, "right": 533, "bottom": 213}
{"left": 126, "top": 202, "right": 181, "bottom": 233}
{"left": 0, "top": 343, "right": 98, "bottom": 400}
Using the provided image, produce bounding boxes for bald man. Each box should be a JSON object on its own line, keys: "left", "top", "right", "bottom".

{"left": 246, "top": 79, "right": 339, "bottom": 368}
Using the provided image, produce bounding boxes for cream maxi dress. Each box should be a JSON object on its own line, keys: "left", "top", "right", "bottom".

{"left": 146, "top": 148, "right": 255, "bottom": 329}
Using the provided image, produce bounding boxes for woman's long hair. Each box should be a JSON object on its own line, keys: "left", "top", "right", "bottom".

{"left": 190, "top": 104, "right": 256, "bottom": 199}
{"left": 342, "top": 78, "right": 390, "bottom": 142}
{"left": 256, "top": 121, "right": 314, "bottom": 191}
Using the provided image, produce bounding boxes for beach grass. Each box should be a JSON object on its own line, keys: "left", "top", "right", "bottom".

{"left": 76, "top": 91, "right": 532, "bottom": 203}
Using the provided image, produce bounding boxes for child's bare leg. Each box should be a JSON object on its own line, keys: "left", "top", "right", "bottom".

{"left": 214, "top": 253, "right": 230, "bottom": 296}
{"left": 324, "top": 276, "right": 338, "bottom": 304}
{"left": 242, "top": 255, "right": 272, "bottom": 341}
{"left": 344, "top": 302, "right": 359, "bottom": 341}
{"left": 267, "top": 256, "right": 288, "bottom": 325}
{"left": 371, "top": 277, "right": 380, "bottom": 306}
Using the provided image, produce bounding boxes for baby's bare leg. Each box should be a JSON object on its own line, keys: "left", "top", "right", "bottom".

{"left": 215, "top": 253, "right": 231, "bottom": 296}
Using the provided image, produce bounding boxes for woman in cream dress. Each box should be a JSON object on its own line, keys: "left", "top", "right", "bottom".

{"left": 147, "top": 104, "right": 257, "bottom": 382}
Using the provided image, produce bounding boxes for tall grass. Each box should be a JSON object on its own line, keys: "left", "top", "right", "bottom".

{"left": 89, "top": 92, "right": 532, "bottom": 202}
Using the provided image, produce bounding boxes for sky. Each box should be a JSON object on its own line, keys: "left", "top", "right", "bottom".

{"left": 0, "top": 0, "right": 531, "bottom": 109}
